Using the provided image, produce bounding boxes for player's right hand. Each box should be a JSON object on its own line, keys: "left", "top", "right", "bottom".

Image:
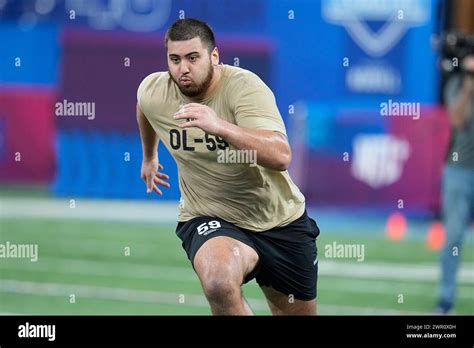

{"left": 140, "top": 159, "right": 170, "bottom": 195}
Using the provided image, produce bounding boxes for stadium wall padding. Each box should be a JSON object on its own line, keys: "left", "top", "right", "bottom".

{"left": 0, "top": 88, "right": 56, "bottom": 182}
{"left": 292, "top": 104, "right": 450, "bottom": 211}
{"left": 51, "top": 130, "right": 179, "bottom": 200}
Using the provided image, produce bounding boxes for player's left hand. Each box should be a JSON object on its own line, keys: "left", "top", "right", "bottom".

{"left": 174, "top": 103, "right": 224, "bottom": 135}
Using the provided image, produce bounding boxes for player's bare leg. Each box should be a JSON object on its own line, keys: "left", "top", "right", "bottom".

{"left": 260, "top": 285, "right": 317, "bottom": 315}
{"left": 193, "top": 236, "right": 259, "bottom": 315}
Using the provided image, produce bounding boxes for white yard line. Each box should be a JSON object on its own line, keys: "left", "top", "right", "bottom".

{"left": 1, "top": 257, "right": 472, "bottom": 299}
{"left": 2, "top": 255, "right": 473, "bottom": 284}
{"left": 1, "top": 257, "right": 198, "bottom": 282}
{"left": 321, "top": 260, "right": 474, "bottom": 284}
{"left": 2, "top": 229, "right": 474, "bottom": 274}
{"left": 0, "top": 198, "right": 179, "bottom": 223}
{"left": 0, "top": 279, "right": 416, "bottom": 315}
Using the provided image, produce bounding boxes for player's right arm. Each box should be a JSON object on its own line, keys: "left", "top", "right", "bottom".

{"left": 136, "top": 103, "right": 170, "bottom": 195}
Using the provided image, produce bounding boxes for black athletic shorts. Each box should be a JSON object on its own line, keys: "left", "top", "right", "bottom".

{"left": 175, "top": 210, "right": 320, "bottom": 301}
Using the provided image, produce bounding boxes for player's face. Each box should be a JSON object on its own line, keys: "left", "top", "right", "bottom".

{"left": 167, "top": 37, "right": 217, "bottom": 98}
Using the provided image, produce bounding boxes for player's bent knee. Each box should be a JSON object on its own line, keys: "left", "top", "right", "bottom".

{"left": 201, "top": 277, "right": 240, "bottom": 303}
{"left": 194, "top": 256, "right": 243, "bottom": 302}
{"left": 195, "top": 261, "right": 243, "bottom": 303}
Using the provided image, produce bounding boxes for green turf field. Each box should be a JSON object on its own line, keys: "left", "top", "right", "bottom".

{"left": 1, "top": 216, "right": 473, "bottom": 315}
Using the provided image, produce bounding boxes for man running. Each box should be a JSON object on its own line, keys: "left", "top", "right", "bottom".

{"left": 137, "top": 18, "right": 320, "bottom": 315}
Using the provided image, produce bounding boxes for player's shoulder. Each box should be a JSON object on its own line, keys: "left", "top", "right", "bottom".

{"left": 136, "top": 71, "right": 172, "bottom": 110}
{"left": 137, "top": 72, "right": 168, "bottom": 96}
{"left": 222, "top": 64, "right": 267, "bottom": 90}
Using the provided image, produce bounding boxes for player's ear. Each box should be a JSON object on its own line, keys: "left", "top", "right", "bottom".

{"left": 211, "top": 47, "right": 219, "bottom": 66}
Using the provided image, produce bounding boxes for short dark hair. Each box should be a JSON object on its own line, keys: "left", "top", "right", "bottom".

{"left": 165, "top": 18, "right": 216, "bottom": 52}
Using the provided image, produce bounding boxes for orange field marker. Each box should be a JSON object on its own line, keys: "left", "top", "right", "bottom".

{"left": 386, "top": 212, "right": 407, "bottom": 241}
{"left": 426, "top": 221, "right": 445, "bottom": 251}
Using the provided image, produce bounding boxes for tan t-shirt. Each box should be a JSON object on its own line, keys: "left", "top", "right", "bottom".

{"left": 137, "top": 64, "right": 305, "bottom": 231}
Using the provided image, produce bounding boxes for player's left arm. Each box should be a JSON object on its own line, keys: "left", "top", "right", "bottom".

{"left": 174, "top": 104, "right": 291, "bottom": 171}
